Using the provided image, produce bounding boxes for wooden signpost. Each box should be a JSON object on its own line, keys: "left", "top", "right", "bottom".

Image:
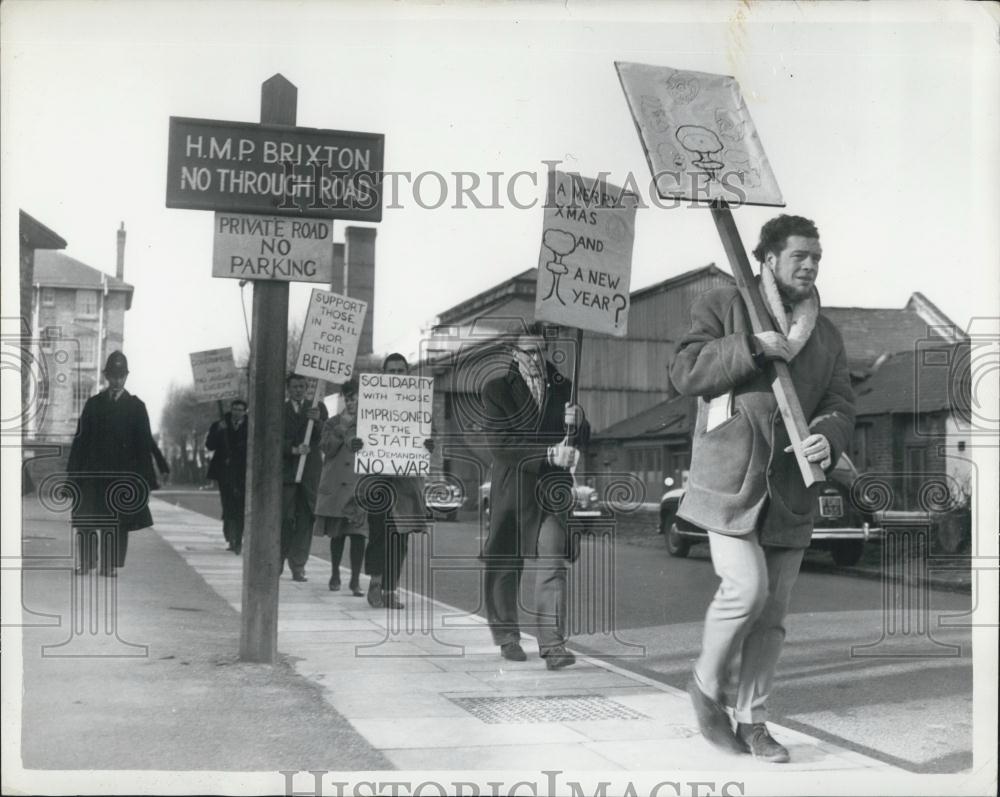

{"left": 616, "top": 61, "right": 824, "bottom": 487}
{"left": 166, "top": 74, "right": 383, "bottom": 663}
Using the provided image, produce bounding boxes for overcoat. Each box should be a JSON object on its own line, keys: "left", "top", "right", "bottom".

{"left": 480, "top": 360, "right": 590, "bottom": 560}
{"left": 67, "top": 388, "right": 167, "bottom": 532}
{"left": 282, "top": 399, "right": 327, "bottom": 498}
{"left": 205, "top": 412, "right": 248, "bottom": 485}
{"left": 313, "top": 412, "right": 366, "bottom": 530}
{"left": 669, "top": 283, "right": 855, "bottom": 547}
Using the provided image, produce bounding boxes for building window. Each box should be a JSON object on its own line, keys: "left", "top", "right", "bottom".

{"left": 75, "top": 289, "right": 98, "bottom": 317}
{"left": 627, "top": 446, "right": 663, "bottom": 500}
{"left": 73, "top": 378, "right": 95, "bottom": 415}
{"left": 40, "top": 326, "right": 62, "bottom": 351}
{"left": 75, "top": 336, "right": 97, "bottom": 365}
{"left": 41, "top": 287, "right": 55, "bottom": 306}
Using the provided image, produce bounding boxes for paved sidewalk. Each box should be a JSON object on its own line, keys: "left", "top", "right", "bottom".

{"left": 148, "top": 497, "right": 899, "bottom": 774}
{"left": 16, "top": 496, "right": 390, "bottom": 772}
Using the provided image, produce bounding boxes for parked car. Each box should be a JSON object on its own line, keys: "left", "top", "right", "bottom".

{"left": 659, "top": 454, "right": 878, "bottom": 566}
{"left": 480, "top": 481, "right": 608, "bottom": 520}
{"left": 423, "top": 478, "right": 465, "bottom": 521}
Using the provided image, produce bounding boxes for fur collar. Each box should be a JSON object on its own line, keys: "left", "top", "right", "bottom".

{"left": 759, "top": 266, "right": 818, "bottom": 360}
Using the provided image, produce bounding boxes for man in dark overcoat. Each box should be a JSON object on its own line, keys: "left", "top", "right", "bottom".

{"left": 67, "top": 351, "right": 169, "bottom": 576}
{"left": 282, "top": 373, "right": 328, "bottom": 581}
{"left": 669, "top": 215, "right": 855, "bottom": 762}
{"left": 480, "top": 324, "right": 589, "bottom": 670}
{"left": 205, "top": 398, "right": 249, "bottom": 554}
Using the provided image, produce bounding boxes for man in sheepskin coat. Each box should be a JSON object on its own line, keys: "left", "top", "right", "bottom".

{"left": 669, "top": 215, "right": 855, "bottom": 763}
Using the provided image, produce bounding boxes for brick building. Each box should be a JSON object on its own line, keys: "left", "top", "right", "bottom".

{"left": 28, "top": 225, "right": 134, "bottom": 442}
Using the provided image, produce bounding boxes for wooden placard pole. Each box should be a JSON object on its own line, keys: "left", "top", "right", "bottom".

{"left": 294, "top": 379, "right": 325, "bottom": 483}
{"left": 566, "top": 327, "right": 584, "bottom": 443}
{"left": 709, "top": 201, "right": 825, "bottom": 488}
{"left": 239, "top": 74, "right": 296, "bottom": 664}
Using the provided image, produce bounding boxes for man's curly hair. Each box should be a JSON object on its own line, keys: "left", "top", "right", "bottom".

{"left": 752, "top": 215, "right": 820, "bottom": 264}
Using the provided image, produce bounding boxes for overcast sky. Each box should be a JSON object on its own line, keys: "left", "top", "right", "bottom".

{"left": 2, "top": 1, "right": 998, "bottom": 431}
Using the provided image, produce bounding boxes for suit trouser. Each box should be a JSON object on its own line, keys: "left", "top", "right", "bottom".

{"left": 694, "top": 529, "right": 805, "bottom": 724}
{"left": 281, "top": 484, "right": 314, "bottom": 571}
{"left": 484, "top": 514, "right": 568, "bottom": 654}
{"left": 364, "top": 512, "right": 410, "bottom": 593}
{"left": 218, "top": 477, "right": 245, "bottom": 547}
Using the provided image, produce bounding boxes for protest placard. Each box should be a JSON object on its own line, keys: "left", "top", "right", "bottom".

{"left": 355, "top": 373, "right": 433, "bottom": 477}
{"left": 615, "top": 61, "right": 784, "bottom": 207}
{"left": 189, "top": 347, "right": 240, "bottom": 402}
{"left": 535, "top": 171, "right": 637, "bottom": 337}
{"left": 293, "top": 289, "right": 367, "bottom": 383}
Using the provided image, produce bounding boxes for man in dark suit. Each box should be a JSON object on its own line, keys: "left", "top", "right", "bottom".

{"left": 205, "top": 398, "right": 249, "bottom": 554}
{"left": 282, "top": 373, "right": 328, "bottom": 581}
{"left": 480, "top": 323, "right": 589, "bottom": 670}
{"left": 67, "top": 351, "right": 169, "bottom": 576}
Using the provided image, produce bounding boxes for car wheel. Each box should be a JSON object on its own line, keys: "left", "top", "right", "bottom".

{"left": 665, "top": 523, "right": 691, "bottom": 558}
{"left": 831, "top": 540, "right": 864, "bottom": 567}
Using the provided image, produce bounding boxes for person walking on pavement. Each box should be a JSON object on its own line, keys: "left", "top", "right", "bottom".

{"left": 357, "top": 353, "right": 434, "bottom": 610}
{"left": 205, "top": 398, "right": 248, "bottom": 554}
{"left": 313, "top": 378, "right": 366, "bottom": 595}
{"left": 480, "top": 323, "right": 589, "bottom": 670}
{"left": 282, "top": 373, "right": 328, "bottom": 582}
{"left": 67, "top": 351, "right": 169, "bottom": 576}
{"left": 669, "top": 215, "right": 855, "bottom": 763}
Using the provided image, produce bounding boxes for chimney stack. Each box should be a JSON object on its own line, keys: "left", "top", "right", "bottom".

{"left": 116, "top": 222, "right": 126, "bottom": 281}
{"left": 344, "top": 227, "right": 376, "bottom": 356}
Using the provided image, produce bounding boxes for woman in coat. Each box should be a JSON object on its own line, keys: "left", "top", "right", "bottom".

{"left": 313, "top": 378, "right": 366, "bottom": 595}
{"left": 358, "top": 353, "right": 433, "bottom": 610}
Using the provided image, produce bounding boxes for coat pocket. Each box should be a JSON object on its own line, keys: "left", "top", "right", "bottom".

{"left": 689, "top": 410, "right": 755, "bottom": 496}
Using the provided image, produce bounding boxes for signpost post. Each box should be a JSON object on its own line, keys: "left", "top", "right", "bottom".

{"left": 616, "top": 61, "right": 824, "bottom": 487}
{"left": 240, "top": 75, "right": 296, "bottom": 663}
{"left": 166, "top": 75, "right": 384, "bottom": 664}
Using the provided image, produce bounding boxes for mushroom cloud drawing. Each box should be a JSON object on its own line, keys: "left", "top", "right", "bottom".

{"left": 675, "top": 124, "right": 725, "bottom": 181}
{"left": 541, "top": 228, "right": 577, "bottom": 305}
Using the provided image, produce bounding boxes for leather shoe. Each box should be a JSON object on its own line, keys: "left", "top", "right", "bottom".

{"left": 737, "top": 723, "right": 789, "bottom": 763}
{"left": 349, "top": 580, "right": 363, "bottom": 597}
{"left": 543, "top": 645, "right": 576, "bottom": 670}
{"left": 686, "top": 677, "right": 745, "bottom": 755}
{"left": 500, "top": 642, "right": 527, "bottom": 662}
{"left": 384, "top": 591, "right": 404, "bottom": 610}
{"left": 292, "top": 570, "right": 307, "bottom": 582}
{"left": 328, "top": 576, "right": 341, "bottom": 591}
{"left": 367, "top": 581, "right": 384, "bottom": 607}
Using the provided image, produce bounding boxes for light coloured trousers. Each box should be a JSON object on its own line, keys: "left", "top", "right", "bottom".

{"left": 694, "top": 529, "right": 805, "bottom": 724}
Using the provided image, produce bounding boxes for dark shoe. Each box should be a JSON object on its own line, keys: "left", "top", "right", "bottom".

{"left": 500, "top": 642, "right": 527, "bottom": 662}
{"left": 328, "top": 575, "right": 341, "bottom": 591}
{"left": 543, "top": 645, "right": 577, "bottom": 670}
{"left": 367, "top": 582, "right": 384, "bottom": 608}
{"left": 292, "top": 570, "right": 307, "bottom": 582}
{"left": 233, "top": 541, "right": 242, "bottom": 555}
{"left": 384, "top": 592, "right": 404, "bottom": 610}
{"left": 99, "top": 567, "right": 117, "bottom": 578}
{"left": 686, "top": 677, "right": 746, "bottom": 755}
{"left": 350, "top": 585, "right": 364, "bottom": 597}
{"left": 74, "top": 566, "right": 92, "bottom": 576}
{"left": 737, "top": 723, "right": 790, "bottom": 763}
